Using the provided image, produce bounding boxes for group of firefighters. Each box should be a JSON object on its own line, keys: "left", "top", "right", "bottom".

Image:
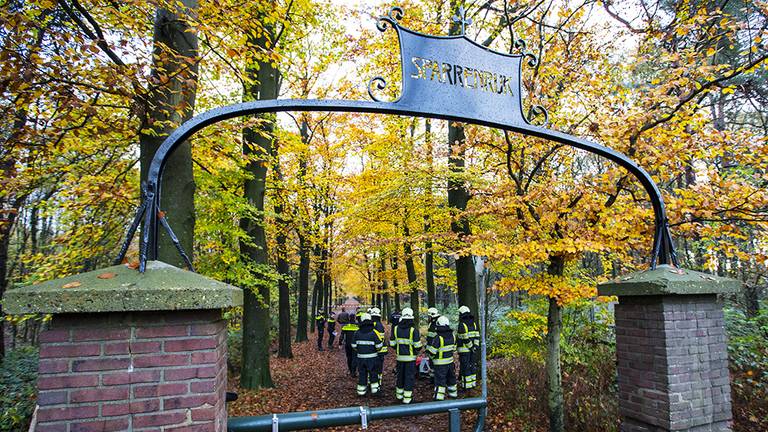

{"left": 314, "top": 305, "right": 480, "bottom": 404}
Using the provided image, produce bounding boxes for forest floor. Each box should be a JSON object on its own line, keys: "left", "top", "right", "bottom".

{"left": 227, "top": 323, "right": 485, "bottom": 431}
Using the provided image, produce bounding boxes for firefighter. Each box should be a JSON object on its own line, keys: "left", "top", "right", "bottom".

{"left": 369, "top": 307, "right": 387, "bottom": 384}
{"left": 315, "top": 311, "right": 326, "bottom": 351}
{"left": 390, "top": 307, "right": 421, "bottom": 404}
{"left": 457, "top": 305, "right": 480, "bottom": 389}
{"left": 341, "top": 312, "right": 360, "bottom": 376}
{"left": 426, "top": 307, "right": 440, "bottom": 347}
{"left": 327, "top": 312, "right": 337, "bottom": 349}
{"left": 352, "top": 313, "right": 383, "bottom": 396}
{"left": 426, "top": 315, "right": 458, "bottom": 400}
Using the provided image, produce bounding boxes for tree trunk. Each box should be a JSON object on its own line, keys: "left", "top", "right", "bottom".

{"left": 295, "top": 234, "right": 310, "bottom": 342}
{"left": 403, "top": 227, "right": 419, "bottom": 323}
{"left": 139, "top": 1, "right": 198, "bottom": 266}
{"left": 273, "top": 142, "right": 292, "bottom": 359}
{"left": 294, "top": 120, "right": 311, "bottom": 342}
{"left": 425, "top": 225, "right": 435, "bottom": 308}
{"left": 546, "top": 255, "right": 565, "bottom": 432}
{"left": 391, "top": 256, "right": 401, "bottom": 311}
{"left": 238, "top": 20, "right": 280, "bottom": 389}
{"left": 310, "top": 276, "right": 317, "bottom": 334}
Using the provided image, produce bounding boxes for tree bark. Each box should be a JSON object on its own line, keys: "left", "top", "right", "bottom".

{"left": 403, "top": 226, "right": 420, "bottom": 323}
{"left": 273, "top": 141, "right": 292, "bottom": 359}
{"left": 391, "top": 256, "right": 401, "bottom": 311}
{"left": 546, "top": 255, "right": 565, "bottom": 432}
{"left": 139, "top": 1, "right": 198, "bottom": 267}
{"left": 295, "top": 233, "right": 310, "bottom": 342}
{"left": 239, "top": 19, "right": 280, "bottom": 389}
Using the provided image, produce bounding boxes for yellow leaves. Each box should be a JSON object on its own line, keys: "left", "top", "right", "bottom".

{"left": 496, "top": 273, "right": 597, "bottom": 306}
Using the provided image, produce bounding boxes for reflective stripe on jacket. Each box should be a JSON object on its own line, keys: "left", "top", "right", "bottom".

{"left": 457, "top": 320, "right": 478, "bottom": 353}
{"left": 427, "top": 330, "right": 456, "bottom": 365}
{"left": 390, "top": 325, "right": 421, "bottom": 361}
{"left": 352, "top": 326, "right": 383, "bottom": 359}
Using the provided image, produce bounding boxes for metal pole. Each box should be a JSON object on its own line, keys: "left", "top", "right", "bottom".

{"left": 449, "top": 408, "right": 461, "bottom": 432}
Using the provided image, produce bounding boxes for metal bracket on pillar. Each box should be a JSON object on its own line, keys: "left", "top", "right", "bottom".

{"left": 271, "top": 414, "right": 278, "bottom": 432}
{"left": 360, "top": 406, "right": 368, "bottom": 429}
{"left": 448, "top": 408, "right": 461, "bottom": 432}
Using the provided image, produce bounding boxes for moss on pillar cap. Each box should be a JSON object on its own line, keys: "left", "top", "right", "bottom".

{"left": 598, "top": 265, "right": 741, "bottom": 297}
{"left": 3, "top": 261, "right": 243, "bottom": 314}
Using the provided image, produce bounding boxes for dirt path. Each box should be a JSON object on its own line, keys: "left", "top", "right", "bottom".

{"left": 228, "top": 322, "right": 481, "bottom": 431}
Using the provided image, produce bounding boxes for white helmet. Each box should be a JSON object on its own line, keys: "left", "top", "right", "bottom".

{"left": 360, "top": 313, "right": 372, "bottom": 322}
{"left": 401, "top": 307, "right": 414, "bottom": 319}
{"left": 370, "top": 307, "right": 381, "bottom": 317}
{"left": 458, "top": 305, "right": 471, "bottom": 315}
{"left": 437, "top": 316, "right": 450, "bottom": 326}
{"left": 427, "top": 307, "right": 439, "bottom": 318}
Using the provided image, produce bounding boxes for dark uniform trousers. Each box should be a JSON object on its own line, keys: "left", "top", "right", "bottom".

{"left": 434, "top": 362, "right": 458, "bottom": 399}
{"left": 315, "top": 317, "right": 325, "bottom": 350}
{"left": 357, "top": 357, "right": 378, "bottom": 394}
{"left": 458, "top": 352, "right": 475, "bottom": 387}
{"left": 327, "top": 321, "right": 336, "bottom": 348}
{"left": 395, "top": 361, "right": 416, "bottom": 400}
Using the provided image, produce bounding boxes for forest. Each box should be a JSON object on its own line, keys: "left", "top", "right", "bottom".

{"left": 1, "top": 0, "right": 767, "bottom": 431}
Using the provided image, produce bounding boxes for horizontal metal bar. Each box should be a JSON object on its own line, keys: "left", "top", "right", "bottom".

{"left": 227, "top": 397, "right": 487, "bottom": 431}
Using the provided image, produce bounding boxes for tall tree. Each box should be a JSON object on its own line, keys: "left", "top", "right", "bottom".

{"left": 139, "top": 1, "right": 199, "bottom": 267}
{"left": 239, "top": 11, "right": 280, "bottom": 389}
{"left": 448, "top": 0, "right": 478, "bottom": 316}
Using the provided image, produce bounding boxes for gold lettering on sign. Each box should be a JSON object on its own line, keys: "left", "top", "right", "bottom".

{"left": 408, "top": 57, "right": 516, "bottom": 97}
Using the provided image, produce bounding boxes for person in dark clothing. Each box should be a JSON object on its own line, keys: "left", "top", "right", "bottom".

{"left": 369, "top": 307, "right": 387, "bottom": 385}
{"left": 427, "top": 316, "right": 458, "bottom": 400}
{"left": 337, "top": 309, "right": 349, "bottom": 346}
{"left": 341, "top": 313, "right": 360, "bottom": 376}
{"left": 457, "top": 305, "right": 480, "bottom": 389}
{"left": 426, "top": 307, "right": 440, "bottom": 347}
{"left": 390, "top": 307, "right": 421, "bottom": 404}
{"left": 315, "top": 312, "right": 326, "bottom": 351}
{"left": 327, "top": 312, "right": 337, "bottom": 349}
{"left": 352, "top": 313, "right": 383, "bottom": 396}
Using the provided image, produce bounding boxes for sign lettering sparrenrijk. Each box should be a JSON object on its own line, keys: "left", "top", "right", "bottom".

{"left": 409, "top": 56, "right": 516, "bottom": 96}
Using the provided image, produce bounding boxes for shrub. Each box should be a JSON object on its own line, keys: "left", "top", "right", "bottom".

{"left": 725, "top": 307, "right": 768, "bottom": 431}
{"left": 0, "top": 346, "right": 39, "bottom": 432}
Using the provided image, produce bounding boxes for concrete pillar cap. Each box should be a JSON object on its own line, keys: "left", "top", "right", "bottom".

{"left": 598, "top": 264, "right": 741, "bottom": 297}
{"left": 3, "top": 261, "right": 243, "bottom": 314}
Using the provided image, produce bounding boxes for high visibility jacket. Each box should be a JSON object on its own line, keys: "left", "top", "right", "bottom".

{"left": 352, "top": 322, "right": 383, "bottom": 359}
{"left": 372, "top": 318, "right": 387, "bottom": 354}
{"left": 342, "top": 322, "right": 359, "bottom": 347}
{"left": 457, "top": 316, "right": 480, "bottom": 353}
{"left": 427, "top": 327, "right": 456, "bottom": 365}
{"left": 389, "top": 323, "right": 421, "bottom": 361}
{"left": 426, "top": 319, "right": 437, "bottom": 345}
{"left": 327, "top": 317, "right": 336, "bottom": 333}
{"left": 315, "top": 314, "right": 326, "bottom": 331}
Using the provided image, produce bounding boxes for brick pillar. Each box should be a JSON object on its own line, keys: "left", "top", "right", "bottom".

{"left": 2, "top": 261, "right": 242, "bottom": 432}
{"left": 599, "top": 266, "right": 740, "bottom": 432}
{"left": 35, "top": 311, "right": 227, "bottom": 431}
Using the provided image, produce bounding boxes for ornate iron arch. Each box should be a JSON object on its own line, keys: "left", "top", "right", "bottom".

{"left": 113, "top": 6, "right": 678, "bottom": 431}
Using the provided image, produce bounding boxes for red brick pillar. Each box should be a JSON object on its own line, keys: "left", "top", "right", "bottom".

{"left": 2, "top": 261, "right": 242, "bottom": 432}
{"left": 599, "top": 266, "right": 739, "bottom": 432}
{"left": 35, "top": 311, "right": 227, "bottom": 431}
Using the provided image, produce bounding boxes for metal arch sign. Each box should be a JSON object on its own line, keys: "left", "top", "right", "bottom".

{"left": 370, "top": 6, "right": 532, "bottom": 127}
{"left": 112, "top": 5, "right": 680, "bottom": 432}
{"left": 116, "top": 4, "right": 676, "bottom": 278}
